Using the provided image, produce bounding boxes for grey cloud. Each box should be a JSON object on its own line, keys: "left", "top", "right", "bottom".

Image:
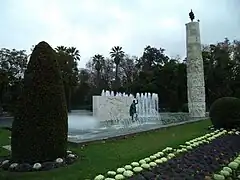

{"left": 0, "top": 0, "right": 239, "bottom": 67}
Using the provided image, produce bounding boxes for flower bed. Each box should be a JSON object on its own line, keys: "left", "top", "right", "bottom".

{"left": 212, "top": 133, "right": 240, "bottom": 180}
{"left": 94, "top": 127, "right": 232, "bottom": 180}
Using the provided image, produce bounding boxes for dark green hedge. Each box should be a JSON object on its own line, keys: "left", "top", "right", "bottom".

{"left": 209, "top": 97, "right": 240, "bottom": 129}
{"left": 11, "top": 41, "right": 68, "bottom": 163}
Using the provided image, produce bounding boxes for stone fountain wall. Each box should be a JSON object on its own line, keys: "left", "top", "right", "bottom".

{"left": 93, "top": 90, "right": 160, "bottom": 122}
{"left": 93, "top": 96, "right": 134, "bottom": 122}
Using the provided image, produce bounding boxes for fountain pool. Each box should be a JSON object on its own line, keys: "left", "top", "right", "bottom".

{"left": 67, "top": 110, "right": 202, "bottom": 144}
{"left": 0, "top": 110, "right": 204, "bottom": 144}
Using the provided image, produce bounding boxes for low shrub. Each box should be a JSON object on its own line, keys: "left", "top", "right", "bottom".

{"left": 209, "top": 97, "right": 240, "bottom": 129}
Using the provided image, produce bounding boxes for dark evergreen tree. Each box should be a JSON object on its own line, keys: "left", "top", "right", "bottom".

{"left": 11, "top": 41, "right": 68, "bottom": 163}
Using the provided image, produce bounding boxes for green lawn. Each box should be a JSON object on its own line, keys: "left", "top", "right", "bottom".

{"left": 0, "top": 128, "right": 10, "bottom": 157}
{"left": 0, "top": 120, "right": 211, "bottom": 180}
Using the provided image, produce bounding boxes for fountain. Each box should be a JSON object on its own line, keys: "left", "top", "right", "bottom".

{"left": 93, "top": 90, "right": 160, "bottom": 125}
{"left": 66, "top": 89, "right": 202, "bottom": 144}
{"left": 68, "top": 90, "right": 173, "bottom": 144}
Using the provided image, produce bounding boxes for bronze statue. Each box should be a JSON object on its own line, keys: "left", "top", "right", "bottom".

{"left": 129, "top": 99, "right": 138, "bottom": 122}
{"left": 189, "top": 9, "right": 195, "bottom": 21}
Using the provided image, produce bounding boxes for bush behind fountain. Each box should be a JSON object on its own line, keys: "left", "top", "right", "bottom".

{"left": 11, "top": 41, "right": 68, "bottom": 163}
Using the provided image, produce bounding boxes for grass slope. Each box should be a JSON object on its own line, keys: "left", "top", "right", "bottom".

{"left": 0, "top": 119, "right": 211, "bottom": 180}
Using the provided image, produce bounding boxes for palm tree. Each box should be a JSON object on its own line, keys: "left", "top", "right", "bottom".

{"left": 92, "top": 54, "right": 104, "bottom": 90}
{"left": 110, "top": 46, "right": 124, "bottom": 88}
{"left": 55, "top": 46, "right": 67, "bottom": 53}
{"left": 66, "top": 47, "right": 80, "bottom": 62}
{"left": 55, "top": 46, "right": 80, "bottom": 112}
{"left": 55, "top": 46, "right": 80, "bottom": 74}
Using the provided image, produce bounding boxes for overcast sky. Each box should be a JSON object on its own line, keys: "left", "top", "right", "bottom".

{"left": 1, "top": 0, "right": 240, "bottom": 67}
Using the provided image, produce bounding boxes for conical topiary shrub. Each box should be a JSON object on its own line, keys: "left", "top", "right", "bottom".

{"left": 11, "top": 41, "right": 68, "bottom": 163}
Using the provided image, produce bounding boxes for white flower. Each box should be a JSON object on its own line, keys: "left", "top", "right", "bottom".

{"left": 1, "top": 160, "right": 9, "bottom": 165}
{"left": 157, "top": 152, "right": 164, "bottom": 156}
{"left": 139, "top": 159, "right": 146, "bottom": 164}
{"left": 33, "top": 163, "right": 41, "bottom": 170}
{"left": 234, "top": 159, "right": 240, "bottom": 164}
{"left": 9, "top": 163, "right": 18, "bottom": 168}
{"left": 149, "top": 155, "right": 156, "bottom": 160}
{"left": 155, "top": 159, "right": 163, "bottom": 164}
{"left": 94, "top": 174, "right": 105, "bottom": 180}
{"left": 220, "top": 170, "right": 230, "bottom": 177}
{"left": 141, "top": 163, "right": 150, "bottom": 169}
{"left": 166, "top": 147, "right": 173, "bottom": 151}
{"left": 213, "top": 174, "right": 225, "bottom": 180}
{"left": 160, "top": 157, "right": 167, "bottom": 162}
{"left": 107, "top": 171, "right": 116, "bottom": 176}
{"left": 115, "top": 174, "right": 125, "bottom": 180}
{"left": 124, "top": 165, "right": 132, "bottom": 170}
{"left": 67, "top": 154, "right": 75, "bottom": 158}
{"left": 176, "top": 149, "right": 182, "bottom": 153}
{"left": 116, "top": 168, "right": 125, "bottom": 173}
{"left": 149, "top": 162, "right": 157, "bottom": 167}
{"left": 228, "top": 162, "right": 239, "bottom": 170}
{"left": 154, "top": 153, "right": 161, "bottom": 158}
{"left": 167, "top": 153, "right": 175, "bottom": 159}
{"left": 123, "top": 170, "right": 134, "bottom": 177}
{"left": 131, "top": 162, "right": 139, "bottom": 167}
{"left": 133, "top": 167, "right": 143, "bottom": 173}
{"left": 144, "top": 158, "right": 151, "bottom": 162}
{"left": 67, "top": 150, "right": 72, "bottom": 154}
{"left": 105, "top": 178, "right": 115, "bottom": 180}
{"left": 56, "top": 158, "right": 64, "bottom": 163}
{"left": 223, "top": 167, "right": 232, "bottom": 173}
{"left": 185, "top": 142, "right": 191, "bottom": 145}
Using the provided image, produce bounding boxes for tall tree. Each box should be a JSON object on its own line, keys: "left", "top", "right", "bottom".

{"left": 137, "top": 45, "right": 169, "bottom": 70}
{"left": 92, "top": 54, "right": 104, "bottom": 91}
{"left": 110, "top": 46, "right": 124, "bottom": 89}
{"left": 55, "top": 46, "right": 80, "bottom": 112}
{"left": 119, "top": 55, "right": 138, "bottom": 92}
{"left": 0, "top": 48, "right": 28, "bottom": 113}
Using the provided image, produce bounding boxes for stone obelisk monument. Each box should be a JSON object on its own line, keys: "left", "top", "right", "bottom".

{"left": 186, "top": 10, "right": 206, "bottom": 118}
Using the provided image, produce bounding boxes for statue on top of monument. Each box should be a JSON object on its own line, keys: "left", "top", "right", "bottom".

{"left": 189, "top": 9, "right": 195, "bottom": 22}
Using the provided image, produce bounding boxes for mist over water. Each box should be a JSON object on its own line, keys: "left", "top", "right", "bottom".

{"left": 68, "top": 111, "right": 100, "bottom": 130}
{"left": 67, "top": 109, "right": 161, "bottom": 131}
